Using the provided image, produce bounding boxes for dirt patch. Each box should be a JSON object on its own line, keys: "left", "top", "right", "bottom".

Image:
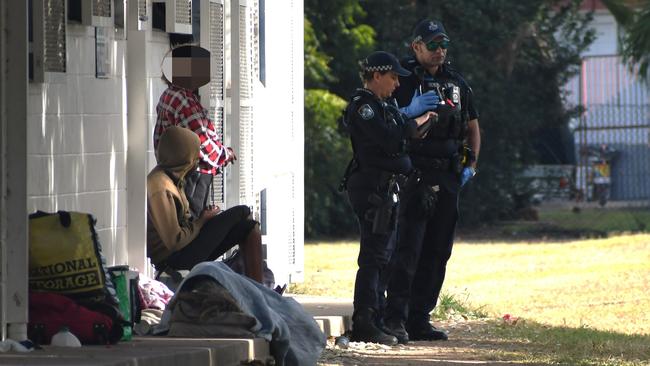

{"left": 318, "top": 319, "right": 548, "bottom": 366}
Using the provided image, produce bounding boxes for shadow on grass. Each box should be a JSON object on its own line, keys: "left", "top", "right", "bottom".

{"left": 457, "top": 207, "right": 650, "bottom": 243}
{"left": 484, "top": 318, "right": 650, "bottom": 365}
{"left": 427, "top": 292, "right": 649, "bottom": 365}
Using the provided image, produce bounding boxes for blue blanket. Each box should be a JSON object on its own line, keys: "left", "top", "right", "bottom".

{"left": 158, "top": 262, "right": 326, "bottom": 366}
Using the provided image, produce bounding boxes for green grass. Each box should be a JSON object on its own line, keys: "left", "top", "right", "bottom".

{"left": 486, "top": 319, "right": 650, "bottom": 365}
{"left": 500, "top": 207, "right": 650, "bottom": 238}
{"left": 430, "top": 291, "right": 488, "bottom": 320}
{"left": 294, "top": 234, "right": 650, "bottom": 365}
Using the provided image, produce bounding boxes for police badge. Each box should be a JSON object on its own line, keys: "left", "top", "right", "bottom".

{"left": 358, "top": 104, "right": 374, "bottom": 120}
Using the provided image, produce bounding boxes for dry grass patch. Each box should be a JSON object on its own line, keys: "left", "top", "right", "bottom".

{"left": 293, "top": 234, "right": 650, "bottom": 335}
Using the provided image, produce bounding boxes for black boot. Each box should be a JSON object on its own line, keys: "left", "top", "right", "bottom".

{"left": 384, "top": 318, "right": 409, "bottom": 344}
{"left": 351, "top": 308, "right": 398, "bottom": 345}
{"left": 406, "top": 321, "right": 448, "bottom": 341}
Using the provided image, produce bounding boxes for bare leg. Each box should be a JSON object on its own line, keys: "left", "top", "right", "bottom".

{"left": 240, "top": 223, "right": 264, "bottom": 283}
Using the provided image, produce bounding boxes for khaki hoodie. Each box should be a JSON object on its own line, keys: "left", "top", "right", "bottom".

{"left": 147, "top": 126, "right": 202, "bottom": 266}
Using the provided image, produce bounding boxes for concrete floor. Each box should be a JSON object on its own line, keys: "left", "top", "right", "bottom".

{"left": 0, "top": 337, "right": 271, "bottom": 366}
{"left": 0, "top": 295, "right": 352, "bottom": 366}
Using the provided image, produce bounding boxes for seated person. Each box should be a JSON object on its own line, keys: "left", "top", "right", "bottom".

{"left": 147, "top": 126, "right": 263, "bottom": 282}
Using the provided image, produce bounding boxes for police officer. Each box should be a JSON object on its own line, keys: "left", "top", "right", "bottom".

{"left": 383, "top": 20, "right": 481, "bottom": 344}
{"left": 341, "top": 51, "right": 436, "bottom": 345}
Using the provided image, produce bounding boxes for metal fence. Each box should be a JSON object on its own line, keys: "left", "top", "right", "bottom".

{"left": 565, "top": 55, "right": 650, "bottom": 201}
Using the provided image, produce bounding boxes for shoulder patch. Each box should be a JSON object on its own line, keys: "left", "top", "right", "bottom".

{"left": 358, "top": 104, "right": 375, "bottom": 120}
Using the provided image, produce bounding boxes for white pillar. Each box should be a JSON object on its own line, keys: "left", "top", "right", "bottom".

{"left": 0, "top": 1, "right": 28, "bottom": 341}
{"left": 228, "top": 0, "right": 243, "bottom": 206}
{"left": 126, "top": 0, "right": 150, "bottom": 273}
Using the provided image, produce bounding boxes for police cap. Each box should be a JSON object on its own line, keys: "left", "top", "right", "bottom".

{"left": 361, "top": 51, "right": 411, "bottom": 77}
{"left": 412, "top": 19, "right": 449, "bottom": 43}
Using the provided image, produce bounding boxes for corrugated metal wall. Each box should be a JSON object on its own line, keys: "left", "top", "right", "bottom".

{"left": 566, "top": 55, "right": 650, "bottom": 201}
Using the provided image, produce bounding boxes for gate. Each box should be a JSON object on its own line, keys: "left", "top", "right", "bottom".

{"left": 566, "top": 55, "right": 650, "bottom": 201}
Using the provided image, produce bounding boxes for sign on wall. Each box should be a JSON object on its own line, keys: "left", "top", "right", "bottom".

{"left": 95, "top": 27, "right": 111, "bottom": 78}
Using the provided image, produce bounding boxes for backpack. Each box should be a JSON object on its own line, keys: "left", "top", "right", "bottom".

{"left": 28, "top": 292, "right": 123, "bottom": 345}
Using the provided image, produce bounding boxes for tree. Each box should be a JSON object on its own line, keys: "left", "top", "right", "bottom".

{"left": 304, "top": 18, "right": 335, "bottom": 89}
{"left": 303, "top": 1, "right": 375, "bottom": 238}
{"left": 304, "top": 89, "right": 355, "bottom": 237}
{"left": 304, "top": 0, "right": 595, "bottom": 236}
{"left": 304, "top": 0, "right": 376, "bottom": 97}
{"left": 601, "top": 0, "right": 650, "bottom": 80}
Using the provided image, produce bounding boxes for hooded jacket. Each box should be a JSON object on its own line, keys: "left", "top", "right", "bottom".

{"left": 147, "top": 126, "right": 203, "bottom": 265}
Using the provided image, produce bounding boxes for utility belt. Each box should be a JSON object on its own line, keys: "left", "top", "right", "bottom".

{"left": 392, "top": 169, "right": 440, "bottom": 219}
{"left": 410, "top": 156, "right": 453, "bottom": 171}
{"left": 339, "top": 157, "right": 407, "bottom": 192}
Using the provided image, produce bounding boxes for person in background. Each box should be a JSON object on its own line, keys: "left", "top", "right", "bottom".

{"left": 154, "top": 45, "right": 236, "bottom": 219}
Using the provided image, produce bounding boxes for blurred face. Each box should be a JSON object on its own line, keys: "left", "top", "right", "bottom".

{"left": 412, "top": 36, "right": 449, "bottom": 70}
{"left": 370, "top": 71, "right": 400, "bottom": 99}
{"left": 171, "top": 56, "right": 210, "bottom": 90}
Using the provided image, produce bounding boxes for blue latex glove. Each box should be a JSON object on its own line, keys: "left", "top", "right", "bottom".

{"left": 460, "top": 167, "right": 476, "bottom": 188}
{"left": 399, "top": 90, "right": 440, "bottom": 118}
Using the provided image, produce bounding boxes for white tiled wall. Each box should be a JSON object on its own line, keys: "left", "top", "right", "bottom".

{"left": 147, "top": 31, "right": 170, "bottom": 173}
{"left": 27, "top": 24, "right": 128, "bottom": 265}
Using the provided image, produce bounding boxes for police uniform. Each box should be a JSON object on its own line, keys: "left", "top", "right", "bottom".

{"left": 384, "top": 20, "right": 479, "bottom": 343}
{"left": 341, "top": 51, "right": 420, "bottom": 346}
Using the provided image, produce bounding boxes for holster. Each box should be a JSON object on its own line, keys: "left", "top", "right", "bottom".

{"left": 403, "top": 180, "right": 439, "bottom": 219}
{"left": 364, "top": 174, "right": 399, "bottom": 234}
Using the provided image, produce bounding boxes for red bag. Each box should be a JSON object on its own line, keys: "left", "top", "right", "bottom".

{"left": 28, "top": 292, "right": 123, "bottom": 345}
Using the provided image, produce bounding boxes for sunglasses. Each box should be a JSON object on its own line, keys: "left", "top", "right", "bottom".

{"left": 425, "top": 39, "right": 450, "bottom": 51}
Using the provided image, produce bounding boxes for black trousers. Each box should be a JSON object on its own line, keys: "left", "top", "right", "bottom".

{"left": 184, "top": 170, "right": 213, "bottom": 219}
{"left": 165, "top": 205, "right": 256, "bottom": 271}
{"left": 385, "top": 185, "right": 459, "bottom": 326}
{"left": 348, "top": 188, "right": 397, "bottom": 313}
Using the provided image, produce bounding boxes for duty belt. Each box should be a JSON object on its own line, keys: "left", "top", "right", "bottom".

{"left": 411, "top": 156, "right": 451, "bottom": 171}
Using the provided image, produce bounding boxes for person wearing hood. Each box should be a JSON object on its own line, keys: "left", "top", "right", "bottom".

{"left": 147, "top": 126, "right": 263, "bottom": 282}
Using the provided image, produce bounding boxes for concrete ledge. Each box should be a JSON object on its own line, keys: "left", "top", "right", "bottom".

{"left": 313, "top": 316, "right": 349, "bottom": 337}
{"left": 291, "top": 295, "right": 354, "bottom": 338}
{"left": 0, "top": 337, "right": 271, "bottom": 366}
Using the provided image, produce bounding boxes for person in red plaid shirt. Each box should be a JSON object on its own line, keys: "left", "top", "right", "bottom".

{"left": 155, "top": 45, "right": 236, "bottom": 218}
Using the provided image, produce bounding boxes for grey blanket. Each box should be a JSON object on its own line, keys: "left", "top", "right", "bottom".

{"left": 167, "top": 278, "right": 258, "bottom": 338}
{"left": 159, "top": 262, "right": 326, "bottom": 366}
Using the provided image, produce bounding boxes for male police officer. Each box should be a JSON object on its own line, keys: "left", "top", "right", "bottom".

{"left": 384, "top": 20, "right": 481, "bottom": 344}
{"left": 341, "top": 51, "right": 436, "bottom": 345}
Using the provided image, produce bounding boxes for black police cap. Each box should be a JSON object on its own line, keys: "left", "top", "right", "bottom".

{"left": 361, "top": 51, "right": 411, "bottom": 77}
{"left": 412, "top": 19, "right": 449, "bottom": 43}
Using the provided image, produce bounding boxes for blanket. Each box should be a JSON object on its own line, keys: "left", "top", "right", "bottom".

{"left": 158, "top": 262, "right": 325, "bottom": 366}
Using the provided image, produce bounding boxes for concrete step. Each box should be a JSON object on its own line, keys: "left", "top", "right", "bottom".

{"left": 0, "top": 337, "right": 271, "bottom": 366}
{"left": 0, "top": 295, "right": 348, "bottom": 365}
{"left": 291, "top": 295, "right": 353, "bottom": 338}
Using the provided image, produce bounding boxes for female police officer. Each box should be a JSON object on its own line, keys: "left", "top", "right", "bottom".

{"left": 340, "top": 51, "right": 436, "bottom": 345}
